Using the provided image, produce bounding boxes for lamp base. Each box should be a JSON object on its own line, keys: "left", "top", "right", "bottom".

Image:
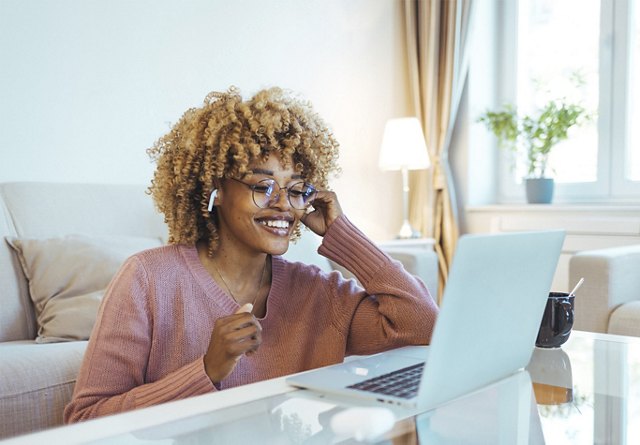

{"left": 397, "top": 219, "right": 422, "bottom": 239}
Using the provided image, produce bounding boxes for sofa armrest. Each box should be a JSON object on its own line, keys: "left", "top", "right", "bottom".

{"left": 382, "top": 247, "right": 438, "bottom": 298}
{"left": 570, "top": 244, "right": 640, "bottom": 333}
{"left": 284, "top": 230, "right": 439, "bottom": 298}
{"left": 329, "top": 247, "right": 438, "bottom": 299}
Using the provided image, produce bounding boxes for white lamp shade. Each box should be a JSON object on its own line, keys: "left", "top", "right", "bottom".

{"left": 379, "top": 117, "right": 431, "bottom": 171}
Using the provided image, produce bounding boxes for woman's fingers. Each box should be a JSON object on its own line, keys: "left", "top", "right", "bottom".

{"left": 218, "top": 316, "right": 262, "bottom": 354}
{"left": 222, "top": 324, "right": 261, "bottom": 347}
{"left": 301, "top": 190, "right": 343, "bottom": 236}
{"left": 217, "top": 312, "right": 257, "bottom": 329}
{"left": 204, "top": 312, "right": 263, "bottom": 383}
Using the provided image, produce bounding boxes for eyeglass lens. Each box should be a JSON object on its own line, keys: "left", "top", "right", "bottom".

{"left": 252, "top": 179, "right": 316, "bottom": 209}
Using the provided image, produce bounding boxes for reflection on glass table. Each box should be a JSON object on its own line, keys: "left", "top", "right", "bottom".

{"left": 86, "top": 371, "right": 542, "bottom": 445}
{"left": 527, "top": 332, "right": 640, "bottom": 445}
{"left": 528, "top": 347, "right": 573, "bottom": 405}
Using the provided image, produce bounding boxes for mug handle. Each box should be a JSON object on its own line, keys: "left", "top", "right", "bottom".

{"left": 558, "top": 300, "right": 574, "bottom": 336}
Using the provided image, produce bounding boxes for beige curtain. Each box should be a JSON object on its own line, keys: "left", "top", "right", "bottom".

{"left": 403, "top": 0, "right": 474, "bottom": 303}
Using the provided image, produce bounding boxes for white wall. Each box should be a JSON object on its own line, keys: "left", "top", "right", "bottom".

{"left": 0, "top": 0, "right": 412, "bottom": 241}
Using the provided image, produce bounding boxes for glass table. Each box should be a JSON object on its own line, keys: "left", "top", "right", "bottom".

{"left": 528, "top": 331, "right": 640, "bottom": 444}
{"left": 3, "top": 330, "right": 639, "bottom": 444}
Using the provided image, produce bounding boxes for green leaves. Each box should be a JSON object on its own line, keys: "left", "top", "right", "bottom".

{"left": 478, "top": 100, "right": 589, "bottom": 177}
{"left": 477, "top": 106, "right": 519, "bottom": 152}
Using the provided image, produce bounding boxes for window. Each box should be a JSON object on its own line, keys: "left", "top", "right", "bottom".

{"left": 627, "top": 0, "right": 640, "bottom": 182}
{"left": 498, "top": 0, "right": 640, "bottom": 202}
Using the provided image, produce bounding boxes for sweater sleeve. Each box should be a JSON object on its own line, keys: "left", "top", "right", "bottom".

{"left": 317, "top": 215, "right": 439, "bottom": 356}
{"left": 63, "top": 256, "right": 215, "bottom": 423}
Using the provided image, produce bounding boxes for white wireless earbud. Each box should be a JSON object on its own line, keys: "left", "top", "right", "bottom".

{"left": 207, "top": 189, "right": 218, "bottom": 212}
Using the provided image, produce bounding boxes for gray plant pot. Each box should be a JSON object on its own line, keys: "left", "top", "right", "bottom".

{"left": 525, "top": 178, "right": 554, "bottom": 204}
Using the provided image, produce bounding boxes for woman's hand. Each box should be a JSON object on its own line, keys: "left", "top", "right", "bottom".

{"left": 301, "top": 190, "right": 343, "bottom": 236}
{"left": 203, "top": 311, "right": 262, "bottom": 385}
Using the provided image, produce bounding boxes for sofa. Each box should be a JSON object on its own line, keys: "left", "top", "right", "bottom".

{"left": 0, "top": 182, "right": 438, "bottom": 440}
{"left": 570, "top": 244, "right": 640, "bottom": 337}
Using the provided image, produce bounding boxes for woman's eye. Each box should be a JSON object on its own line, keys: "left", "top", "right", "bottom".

{"left": 252, "top": 185, "right": 271, "bottom": 194}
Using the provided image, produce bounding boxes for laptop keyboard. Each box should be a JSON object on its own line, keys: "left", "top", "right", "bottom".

{"left": 347, "top": 362, "right": 425, "bottom": 399}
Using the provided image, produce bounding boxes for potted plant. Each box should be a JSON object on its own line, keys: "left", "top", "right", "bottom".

{"left": 478, "top": 99, "right": 589, "bottom": 203}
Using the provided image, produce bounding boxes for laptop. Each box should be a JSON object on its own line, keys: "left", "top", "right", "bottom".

{"left": 286, "top": 230, "right": 565, "bottom": 409}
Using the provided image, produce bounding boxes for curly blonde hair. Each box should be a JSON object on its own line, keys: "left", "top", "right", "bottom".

{"left": 147, "top": 86, "right": 340, "bottom": 254}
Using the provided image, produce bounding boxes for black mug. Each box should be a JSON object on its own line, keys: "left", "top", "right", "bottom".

{"left": 535, "top": 292, "right": 575, "bottom": 348}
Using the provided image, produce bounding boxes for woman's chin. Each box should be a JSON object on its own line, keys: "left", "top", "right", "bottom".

{"left": 264, "top": 239, "right": 290, "bottom": 256}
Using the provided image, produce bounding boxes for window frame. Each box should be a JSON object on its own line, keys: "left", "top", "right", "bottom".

{"left": 496, "top": 0, "right": 640, "bottom": 204}
{"left": 611, "top": 0, "right": 640, "bottom": 197}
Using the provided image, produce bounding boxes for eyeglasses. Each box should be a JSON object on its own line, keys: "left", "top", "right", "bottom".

{"left": 228, "top": 177, "right": 317, "bottom": 210}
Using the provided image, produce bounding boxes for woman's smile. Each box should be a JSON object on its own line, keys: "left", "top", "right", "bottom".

{"left": 257, "top": 217, "right": 292, "bottom": 235}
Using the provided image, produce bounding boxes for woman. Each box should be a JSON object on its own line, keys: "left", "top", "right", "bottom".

{"left": 64, "top": 87, "right": 438, "bottom": 423}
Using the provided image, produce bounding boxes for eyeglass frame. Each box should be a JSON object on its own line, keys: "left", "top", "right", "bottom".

{"left": 227, "top": 177, "right": 318, "bottom": 210}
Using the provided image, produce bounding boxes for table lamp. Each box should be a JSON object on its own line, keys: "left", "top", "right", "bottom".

{"left": 379, "top": 117, "right": 431, "bottom": 239}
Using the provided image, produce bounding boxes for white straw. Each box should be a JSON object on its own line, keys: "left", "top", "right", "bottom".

{"left": 569, "top": 277, "right": 584, "bottom": 296}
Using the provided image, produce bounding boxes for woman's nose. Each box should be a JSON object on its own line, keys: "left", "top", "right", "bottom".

{"left": 268, "top": 189, "right": 291, "bottom": 210}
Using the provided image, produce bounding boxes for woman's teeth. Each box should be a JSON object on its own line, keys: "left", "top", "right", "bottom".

{"left": 260, "top": 220, "right": 290, "bottom": 229}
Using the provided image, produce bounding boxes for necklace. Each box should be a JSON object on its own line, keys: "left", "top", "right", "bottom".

{"left": 211, "top": 257, "right": 268, "bottom": 313}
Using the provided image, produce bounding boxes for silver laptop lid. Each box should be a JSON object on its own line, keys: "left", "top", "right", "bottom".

{"left": 417, "top": 230, "right": 565, "bottom": 408}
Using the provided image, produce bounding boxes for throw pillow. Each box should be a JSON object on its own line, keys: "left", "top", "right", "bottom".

{"left": 6, "top": 234, "right": 163, "bottom": 343}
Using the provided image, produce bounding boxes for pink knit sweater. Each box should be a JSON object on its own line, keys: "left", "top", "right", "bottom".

{"left": 64, "top": 215, "right": 438, "bottom": 423}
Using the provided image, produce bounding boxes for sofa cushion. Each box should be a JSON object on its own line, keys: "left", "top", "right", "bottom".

{"left": 6, "top": 235, "right": 162, "bottom": 343}
{"left": 0, "top": 340, "right": 87, "bottom": 439}
{"left": 609, "top": 302, "right": 640, "bottom": 337}
{"left": 0, "top": 192, "right": 36, "bottom": 342}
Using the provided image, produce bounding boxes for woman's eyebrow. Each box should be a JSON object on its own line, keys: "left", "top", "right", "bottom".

{"left": 251, "top": 168, "right": 274, "bottom": 175}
